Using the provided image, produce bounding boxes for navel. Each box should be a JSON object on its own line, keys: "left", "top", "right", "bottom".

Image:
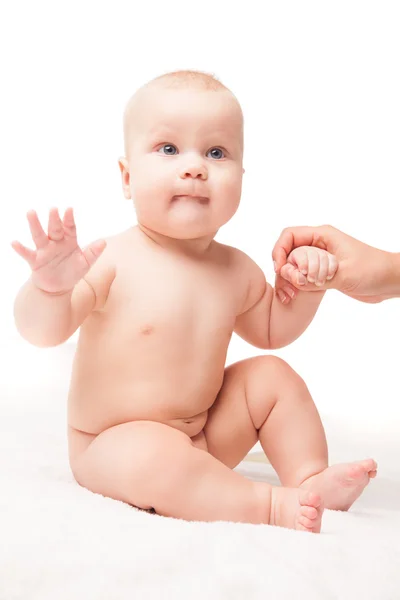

{"left": 139, "top": 324, "right": 154, "bottom": 335}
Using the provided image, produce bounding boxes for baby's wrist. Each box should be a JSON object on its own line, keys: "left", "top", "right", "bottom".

{"left": 29, "top": 276, "right": 74, "bottom": 298}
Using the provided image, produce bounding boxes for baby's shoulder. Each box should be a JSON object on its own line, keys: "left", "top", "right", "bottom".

{"left": 214, "top": 242, "right": 267, "bottom": 311}
{"left": 102, "top": 227, "right": 140, "bottom": 262}
{"left": 213, "top": 241, "right": 260, "bottom": 273}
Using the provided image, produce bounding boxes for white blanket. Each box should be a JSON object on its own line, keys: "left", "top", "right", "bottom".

{"left": 1, "top": 341, "right": 399, "bottom": 600}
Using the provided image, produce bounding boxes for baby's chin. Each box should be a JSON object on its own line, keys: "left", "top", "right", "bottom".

{"left": 140, "top": 217, "right": 219, "bottom": 241}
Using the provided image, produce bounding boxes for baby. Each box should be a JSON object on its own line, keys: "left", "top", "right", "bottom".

{"left": 12, "top": 70, "right": 377, "bottom": 532}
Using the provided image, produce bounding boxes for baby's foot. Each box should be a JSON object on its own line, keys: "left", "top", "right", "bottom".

{"left": 269, "top": 487, "right": 323, "bottom": 533}
{"left": 300, "top": 459, "right": 377, "bottom": 511}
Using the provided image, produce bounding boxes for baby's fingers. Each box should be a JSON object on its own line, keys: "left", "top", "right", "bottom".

{"left": 288, "top": 248, "right": 309, "bottom": 276}
{"left": 27, "top": 210, "right": 48, "bottom": 249}
{"left": 280, "top": 262, "right": 307, "bottom": 287}
{"left": 315, "top": 252, "right": 329, "bottom": 286}
{"left": 48, "top": 207, "right": 64, "bottom": 241}
{"left": 306, "top": 251, "right": 320, "bottom": 283}
{"left": 327, "top": 253, "right": 338, "bottom": 280}
{"left": 62, "top": 207, "right": 77, "bottom": 237}
{"left": 10, "top": 240, "right": 36, "bottom": 268}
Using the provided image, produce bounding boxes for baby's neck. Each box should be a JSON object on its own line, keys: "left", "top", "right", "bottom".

{"left": 136, "top": 224, "right": 217, "bottom": 259}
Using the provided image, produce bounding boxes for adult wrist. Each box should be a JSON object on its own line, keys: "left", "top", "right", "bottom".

{"left": 382, "top": 251, "right": 400, "bottom": 299}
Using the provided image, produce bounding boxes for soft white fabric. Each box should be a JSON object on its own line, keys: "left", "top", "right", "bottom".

{"left": 1, "top": 341, "right": 399, "bottom": 600}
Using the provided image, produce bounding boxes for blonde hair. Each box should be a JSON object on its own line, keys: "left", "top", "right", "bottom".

{"left": 123, "top": 70, "right": 241, "bottom": 157}
{"left": 149, "top": 69, "right": 228, "bottom": 91}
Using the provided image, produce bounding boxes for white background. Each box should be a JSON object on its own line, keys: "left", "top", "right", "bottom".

{"left": 1, "top": 1, "right": 399, "bottom": 431}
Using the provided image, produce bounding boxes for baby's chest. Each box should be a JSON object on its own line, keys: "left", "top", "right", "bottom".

{"left": 110, "top": 261, "right": 244, "bottom": 333}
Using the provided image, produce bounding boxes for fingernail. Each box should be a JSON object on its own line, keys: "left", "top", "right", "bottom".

{"left": 315, "top": 281, "right": 323, "bottom": 287}
{"left": 297, "top": 274, "right": 307, "bottom": 286}
{"left": 277, "top": 290, "right": 287, "bottom": 303}
{"left": 273, "top": 261, "right": 278, "bottom": 273}
{"left": 301, "top": 270, "right": 308, "bottom": 275}
{"left": 285, "top": 288, "right": 295, "bottom": 299}
{"left": 307, "top": 276, "right": 315, "bottom": 283}
{"left": 326, "top": 275, "right": 334, "bottom": 280}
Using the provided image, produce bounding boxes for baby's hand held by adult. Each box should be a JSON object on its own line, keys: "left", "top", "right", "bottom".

{"left": 277, "top": 246, "right": 338, "bottom": 300}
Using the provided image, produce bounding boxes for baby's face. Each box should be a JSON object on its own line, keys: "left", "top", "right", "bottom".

{"left": 119, "top": 87, "right": 244, "bottom": 240}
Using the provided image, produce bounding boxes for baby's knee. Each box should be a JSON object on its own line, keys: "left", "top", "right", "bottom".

{"left": 250, "top": 355, "right": 307, "bottom": 391}
{"left": 250, "top": 354, "right": 298, "bottom": 378}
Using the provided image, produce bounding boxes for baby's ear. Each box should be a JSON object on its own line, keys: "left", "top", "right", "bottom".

{"left": 118, "top": 157, "right": 132, "bottom": 200}
{"left": 118, "top": 157, "right": 129, "bottom": 173}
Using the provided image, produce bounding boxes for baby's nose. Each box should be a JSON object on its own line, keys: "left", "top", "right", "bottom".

{"left": 180, "top": 163, "right": 207, "bottom": 180}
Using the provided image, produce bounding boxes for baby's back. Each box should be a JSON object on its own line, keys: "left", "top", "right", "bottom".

{"left": 68, "top": 227, "right": 246, "bottom": 438}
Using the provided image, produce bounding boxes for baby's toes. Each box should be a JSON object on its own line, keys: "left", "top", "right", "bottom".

{"left": 297, "top": 502, "right": 323, "bottom": 533}
{"left": 299, "top": 490, "right": 322, "bottom": 509}
{"left": 362, "top": 458, "right": 378, "bottom": 479}
{"left": 298, "top": 514, "right": 316, "bottom": 531}
{"left": 363, "top": 458, "right": 378, "bottom": 471}
{"left": 296, "top": 491, "right": 323, "bottom": 533}
{"left": 300, "top": 505, "right": 319, "bottom": 520}
{"left": 358, "top": 459, "right": 378, "bottom": 476}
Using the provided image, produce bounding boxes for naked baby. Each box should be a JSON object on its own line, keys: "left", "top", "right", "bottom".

{"left": 12, "top": 70, "right": 377, "bottom": 532}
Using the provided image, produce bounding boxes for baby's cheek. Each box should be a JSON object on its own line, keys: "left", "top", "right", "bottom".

{"left": 219, "top": 166, "right": 242, "bottom": 200}
{"left": 133, "top": 161, "right": 170, "bottom": 201}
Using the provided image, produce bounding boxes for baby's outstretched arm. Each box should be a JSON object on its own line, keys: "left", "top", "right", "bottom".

{"left": 234, "top": 247, "right": 337, "bottom": 349}
{"left": 12, "top": 208, "right": 110, "bottom": 347}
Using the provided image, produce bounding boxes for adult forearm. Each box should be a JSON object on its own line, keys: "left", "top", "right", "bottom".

{"left": 268, "top": 289, "right": 325, "bottom": 349}
{"left": 13, "top": 278, "right": 73, "bottom": 347}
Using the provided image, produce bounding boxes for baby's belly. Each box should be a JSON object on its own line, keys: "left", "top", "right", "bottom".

{"left": 68, "top": 359, "right": 224, "bottom": 439}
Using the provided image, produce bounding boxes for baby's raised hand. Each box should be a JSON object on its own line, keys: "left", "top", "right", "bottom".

{"left": 11, "top": 207, "right": 106, "bottom": 294}
{"left": 276, "top": 246, "right": 338, "bottom": 303}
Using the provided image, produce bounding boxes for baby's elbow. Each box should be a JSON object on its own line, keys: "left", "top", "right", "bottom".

{"left": 267, "top": 334, "right": 297, "bottom": 350}
{"left": 16, "top": 327, "right": 71, "bottom": 348}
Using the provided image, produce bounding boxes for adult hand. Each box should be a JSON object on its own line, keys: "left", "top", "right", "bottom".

{"left": 272, "top": 225, "right": 400, "bottom": 303}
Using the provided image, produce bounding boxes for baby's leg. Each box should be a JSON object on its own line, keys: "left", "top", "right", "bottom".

{"left": 68, "top": 422, "right": 322, "bottom": 531}
{"left": 204, "top": 356, "right": 377, "bottom": 511}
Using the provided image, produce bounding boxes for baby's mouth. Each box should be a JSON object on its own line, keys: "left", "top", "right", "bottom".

{"left": 172, "top": 195, "right": 209, "bottom": 205}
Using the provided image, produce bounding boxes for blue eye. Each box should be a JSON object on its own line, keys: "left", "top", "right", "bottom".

{"left": 157, "top": 144, "right": 225, "bottom": 159}
{"left": 207, "top": 147, "right": 225, "bottom": 159}
{"left": 158, "top": 144, "right": 178, "bottom": 155}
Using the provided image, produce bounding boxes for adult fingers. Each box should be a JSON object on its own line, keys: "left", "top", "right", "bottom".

{"left": 272, "top": 226, "right": 328, "bottom": 272}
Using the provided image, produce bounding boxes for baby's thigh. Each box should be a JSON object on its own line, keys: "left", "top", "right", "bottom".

{"left": 69, "top": 421, "right": 194, "bottom": 511}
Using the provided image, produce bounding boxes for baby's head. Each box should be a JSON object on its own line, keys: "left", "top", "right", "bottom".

{"left": 119, "top": 70, "right": 245, "bottom": 247}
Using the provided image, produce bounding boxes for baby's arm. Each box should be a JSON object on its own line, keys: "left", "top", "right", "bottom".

{"left": 234, "top": 247, "right": 335, "bottom": 349}
{"left": 12, "top": 208, "right": 115, "bottom": 347}
{"left": 14, "top": 260, "right": 114, "bottom": 347}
